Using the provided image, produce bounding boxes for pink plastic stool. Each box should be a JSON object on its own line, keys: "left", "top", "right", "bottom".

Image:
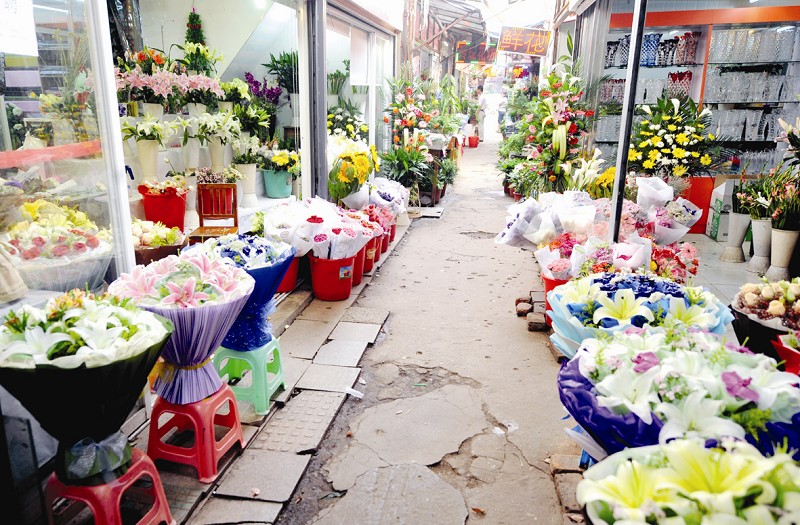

{"left": 45, "top": 448, "right": 173, "bottom": 525}
{"left": 147, "top": 384, "right": 243, "bottom": 483}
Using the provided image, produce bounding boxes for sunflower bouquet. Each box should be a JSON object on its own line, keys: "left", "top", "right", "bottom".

{"left": 627, "top": 95, "right": 723, "bottom": 177}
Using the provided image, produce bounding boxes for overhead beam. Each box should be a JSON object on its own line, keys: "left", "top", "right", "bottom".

{"left": 415, "top": 9, "right": 478, "bottom": 49}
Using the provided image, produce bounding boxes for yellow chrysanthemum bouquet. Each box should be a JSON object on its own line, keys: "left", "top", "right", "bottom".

{"left": 628, "top": 96, "right": 724, "bottom": 178}
{"left": 328, "top": 138, "right": 379, "bottom": 204}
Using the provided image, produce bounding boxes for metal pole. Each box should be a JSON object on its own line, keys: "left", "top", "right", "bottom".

{"left": 304, "top": 0, "right": 329, "bottom": 199}
{"left": 609, "top": 0, "right": 647, "bottom": 242}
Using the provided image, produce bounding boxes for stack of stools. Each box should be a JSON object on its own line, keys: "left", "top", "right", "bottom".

{"left": 147, "top": 384, "right": 244, "bottom": 483}
{"left": 214, "top": 337, "right": 286, "bottom": 415}
{"left": 45, "top": 448, "right": 173, "bottom": 525}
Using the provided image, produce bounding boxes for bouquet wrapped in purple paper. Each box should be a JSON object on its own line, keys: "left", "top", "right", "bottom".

{"left": 558, "top": 326, "right": 800, "bottom": 459}
{"left": 109, "top": 252, "right": 254, "bottom": 404}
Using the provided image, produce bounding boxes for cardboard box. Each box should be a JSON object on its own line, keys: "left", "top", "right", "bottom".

{"left": 710, "top": 181, "right": 733, "bottom": 214}
{"left": 705, "top": 205, "right": 729, "bottom": 241}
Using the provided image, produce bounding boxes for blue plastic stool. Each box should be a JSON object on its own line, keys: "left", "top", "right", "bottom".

{"left": 213, "top": 338, "right": 285, "bottom": 415}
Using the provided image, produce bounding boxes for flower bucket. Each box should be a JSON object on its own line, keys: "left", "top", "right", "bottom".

{"left": 237, "top": 163, "right": 259, "bottom": 208}
{"left": 276, "top": 256, "right": 300, "bottom": 293}
{"left": 309, "top": 254, "right": 355, "bottom": 301}
{"left": 765, "top": 228, "right": 800, "bottom": 281}
{"left": 542, "top": 275, "right": 569, "bottom": 327}
{"left": 731, "top": 308, "right": 784, "bottom": 362}
{"left": 134, "top": 242, "right": 186, "bottom": 266}
{"left": 390, "top": 223, "right": 397, "bottom": 242}
{"left": 363, "top": 237, "right": 378, "bottom": 272}
{"left": 467, "top": 135, "right": 479, "bottom": 148}
{"left": 512, "top": 191, "right": 523, "bottom": 202}
{"left": 681, "top": 176, "right": 714, "bottom": 234}
{"left": 381, "top": 232, "right": 390, "bottom": 253}
{"left": 772, "top": 338, "right": 800, "bottom": 374}
{"left": 263, "top": 169, "right": 293, "bottom": 198}
{"left": 373, "top": 236, "right": 382, "bottom": 264}
{"left": 141, "top": 192, "right": 187, "bottom": 231}
{"left": 352, "top": 245, "right": 366, "bottom": 287}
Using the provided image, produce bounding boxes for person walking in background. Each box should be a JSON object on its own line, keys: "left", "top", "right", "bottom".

{"left": 497, "top": 90, "right": 507, "bottom": 130}
{"left": 476, "top": 85, "right": 487, "bottom": 142}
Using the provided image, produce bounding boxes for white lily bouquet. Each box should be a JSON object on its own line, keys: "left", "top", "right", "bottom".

{"left": 547, "top": 272, "right": 733, "bottom": 358}
{"left": 558, "top": 325, "right": 800, "bottom": 459}
{"left": 578, "top": 439, "right": 800, "bottom": 525}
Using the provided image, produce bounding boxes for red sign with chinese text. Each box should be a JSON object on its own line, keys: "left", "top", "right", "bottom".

{"left": 497, "top": 27, "right": 550, "bottom": 56}
{"left": 455, "top": 41, "right": 497, "bottom": 64}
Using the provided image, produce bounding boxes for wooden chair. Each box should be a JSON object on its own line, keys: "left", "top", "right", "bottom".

{"left": 188, "top": 183, "right": 239, "bottom": 245}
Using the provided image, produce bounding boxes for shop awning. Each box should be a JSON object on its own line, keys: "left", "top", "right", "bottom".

{"left": 423, "top": 0, "right": 488, "bottom": 47}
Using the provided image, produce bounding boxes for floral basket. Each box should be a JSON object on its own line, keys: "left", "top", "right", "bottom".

{"left": 558, "top": 326, "right": 800, "bottom": 460}
{"left": 547, "top": 273, "right": 733, "bottom": 358}
{"left": 0, "top": 291, "right": 174, "bottom": 483}
{"left": 109, "top": 253, "right": 255, "bottom": 404}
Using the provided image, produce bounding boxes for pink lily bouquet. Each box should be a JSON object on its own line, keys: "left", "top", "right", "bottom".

{"left": 109, "top": 252, "right": 254, "bottom": 404}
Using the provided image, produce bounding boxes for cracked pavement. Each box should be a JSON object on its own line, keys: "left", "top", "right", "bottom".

{"left": 276, "top": 134, "right": 578, "bottom": 524}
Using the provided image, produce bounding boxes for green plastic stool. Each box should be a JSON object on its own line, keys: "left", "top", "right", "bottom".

{"left": 214, "top": 338, "right": 286, "bottom": 415}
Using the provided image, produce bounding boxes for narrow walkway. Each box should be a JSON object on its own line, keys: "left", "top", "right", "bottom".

{"left": 278, "top": 136, "right": 577, "bottom": 524}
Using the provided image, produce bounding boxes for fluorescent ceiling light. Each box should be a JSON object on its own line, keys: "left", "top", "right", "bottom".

{"left": 34, "top": 5, "right": 68, "bottom": 13}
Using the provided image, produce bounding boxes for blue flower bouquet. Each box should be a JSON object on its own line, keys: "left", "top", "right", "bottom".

{"left": 547, "top": 272, "right": 732, "bottom": 358}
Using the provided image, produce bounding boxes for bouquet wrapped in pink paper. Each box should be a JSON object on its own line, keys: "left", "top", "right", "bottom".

{"left": 109, "top": 252, "right": 254, "bottom": 404}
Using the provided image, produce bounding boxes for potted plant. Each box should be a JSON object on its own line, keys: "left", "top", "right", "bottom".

{"left": 327, "top": 63, "right": 348, "bottom": 108}
{"left": 195, "top": 111, "right": 241, "bottom": 169}
{"left": 765, "top": 165, "right": 800, "bottom": 280}
{"left": 233, "top": 103, "right": 271, "bottom": 142}
{"left": 737, "top": 174, "right": 773, "bottom": 274}
{"left": 218, "top": 78, "right": 250, "bottom": 113}
{"left": 328, "top": 106, "right": 368, "bottom": 141}
{"left": 232, "top": 135, "right": 262, "bottom": 208}
{"left": 263, "top": 51, "right": 298, "bottom": 124}
{"left": 261, "top": 146, "right": 301, "bottom": 199}
{"left": 174, "top": 42, "right": 222, "bottom": 76}
{"left": 121, "top": 115, "right": 178, "bottom": 183}
{"left": 131, "top": 218, "right": 187, "bottom": 265}
{"left": 328, "top": 137, "right": 378, "bottom": 208}
{"left": 181, "top": 73, "right": 223, "bottom": 115}
{"left": 438, "top": 157, "right": 458, "bottom": 197}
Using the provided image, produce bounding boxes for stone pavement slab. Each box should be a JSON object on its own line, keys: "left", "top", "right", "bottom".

{"left": 280, "top": 320, "right": 335, "bottom": 359}
{"left": 328, "top": 321, "right": 381, "bottom": 344}
{"left": 312, "top": 464, "right": 467, "bottom": 525}
{"left": 312, "top": 339, "right": 368, "bottom": 367}
{"left": 555, "top": 472, "right": 583, "bottom": 513}
{"left": 252, "top": 390, "right": 345, "bottom": 453}
{"left": 295, "top": 363, "right": 361, "bottom": 393}
{"left": 216, "top": 450, "right": 310, "bottom": 503}
{"left": 340, "top": 306, "right": 390, "bottom": 325}
{"left": 188, "top": 497, "right": 282, "bottom": 524}
{"left": 297, "top": 299, "right": 351, "bottom": 323}
{"left": 273, "top": 355, "right": 312, "bottom": 404}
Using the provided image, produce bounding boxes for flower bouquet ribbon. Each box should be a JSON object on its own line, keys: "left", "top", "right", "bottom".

{"left": 547, "top": 272, "right": 733, "bottom": 358}
{"left": 188, "top": 234, "right": 297, "bottom": 351}
{"left": 558, "top": 326, "right": 800, "bottom": 460}
{"left": 109, "top": 253, "right": 254, "bottom": 404}
{"left": 0, "top": 290, "right": 173, "bottom": 483}
{"left": 577, "top": 439, "right": 800, "bottom": 525}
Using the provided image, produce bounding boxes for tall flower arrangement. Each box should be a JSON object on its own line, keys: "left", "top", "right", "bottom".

{"left": 384, "top": 84, "right": 434, "bottom": 145}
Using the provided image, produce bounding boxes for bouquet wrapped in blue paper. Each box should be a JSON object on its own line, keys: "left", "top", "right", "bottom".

{"left": 558, "top": 326, "right": 800, "bottom": 459}
{"left": 547, "top": 272, "right": 732, "bottom": 358}
{"left": 189, "top": 234, "right": 296, "bottom": 350}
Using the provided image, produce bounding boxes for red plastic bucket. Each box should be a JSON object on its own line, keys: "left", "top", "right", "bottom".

{"left": 681, "top": 176, "right": 715, "bottom": 234}
{"left": 373, "top": 236, "right": 382, "bottom": 264}
{"left": 542, "top": 275, "right": 570, "bottom": 327}
{"left": 309, "top": 254, "right": 355, "bottom": 301}
{"left": 381, "top": 232, "right": 390, "bottom": 253}
{"left": 468, "top": 136, "right": 479, "bottom": 148}
{"left": 352, "top": 246, "right": 366, "bottom": 286}
{"left": 390, "top": 223, "right": 397, "bottom": 242}
{"left": 772, "top": 339, "right": 800, "bottom": 374}
{"left": 276, "top": 256, "right": 300, "bottom": 293}
{"left": 363, "top": 237, "right": 378, "bottom": 272}
{"left": 141, "top": 193, "right": 186, "bottom": 231}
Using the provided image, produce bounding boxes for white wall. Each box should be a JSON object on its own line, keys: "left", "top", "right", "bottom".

{"left": 139, "top": 0, "right": 275, "bottom": 76}
{"left": 345, "top": 1, "right": 403, "bottom": 31}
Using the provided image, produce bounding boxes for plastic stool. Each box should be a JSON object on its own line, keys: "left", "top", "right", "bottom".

{"left": 214, "top": 338, "right": 286, "bottom": 415}
{"left": 45, "top": 448, "right": 173, "bottom": 525}
{"left": 147, "top": 384, "right": 243, "bottom": 483}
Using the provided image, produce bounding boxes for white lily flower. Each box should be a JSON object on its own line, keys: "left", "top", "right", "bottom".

{"left": 0, "top": 326, "right": 72, "bottom": 360}
{"left": 70, "top": 321, "right": 127, "bottom": 351}
{"left": 596, "top": 368, "right": 660, "bottom": 424}
{"left": 665, "top": 297, "right": 716, "bottom": 328}
{"left": 657, "top": 392, "right": 745, "bottom": 443}
{"left": 593, "top": 288, "right": 655, "bottom": 327}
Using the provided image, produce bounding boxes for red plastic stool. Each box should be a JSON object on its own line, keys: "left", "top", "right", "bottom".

{"left": 45, "top": 448, "right": 173, "bottom": 525}
{"left": 147, "top": 384, "right": 243, "bottom": 483}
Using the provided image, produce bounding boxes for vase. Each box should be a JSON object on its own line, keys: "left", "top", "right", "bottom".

{"left": 209, "top": 136, "right": 225, "bottom": 171}
{"left": 350, "top": 93, "right": 368, "bottom": 116}
{"left": 184, "top": 187, "right": 199, "bottom": 232}
{"left": 746, "top": 218, "right": 772, "bottom": 274}
{"left": 236, "top": 163, "right": 258, "bottom": 208}
{"left": 141, "top": 102, "right": 164, "bottom": 120}
{"left": 605, "top": 41, "right": 619, "bottom": 68}
{"left": 617, "top": 35, "right": 631, "bottom": 66}
{"left": 218, "top": 101, "right": 234, "bottom": 113}
{"left": 764, "top": 228, "right": 799, "bottom": 281}
{"left": 720, "top": 213, "right": 751, "bottom": 263}
{"left": 185, "top": 102, "right": 207, "bottom": 118}
{"left": 241, "top": 131, "right": 251, "bottom": 141}
{"left": 289, "top": 93, "right": 301, "bottom": 127}
{"left": 137, "top": 139, "right": 159, "bottom": 183}
{"left": 327, "top": 94, "right": 339, "bottom": 108}
{"left": 292, "top": 176, "right": 301, "bottom": 198}
{"left": 641, "top": 33, "right": 662, "bottom": 67}
{"left": 183, "top": 137, "right": 201, "bottom": 171}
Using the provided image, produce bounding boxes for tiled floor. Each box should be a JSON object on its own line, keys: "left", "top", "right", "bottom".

{"left": 686, "top": 234, "right": 751, "bottom": 304}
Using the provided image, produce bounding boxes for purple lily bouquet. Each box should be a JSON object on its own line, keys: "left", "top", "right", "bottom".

{"left": 558, "top": 325, "right": 800, "bottom": 459}
{"left": 109, "top": 252, "right": 254, "bottom": 404}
